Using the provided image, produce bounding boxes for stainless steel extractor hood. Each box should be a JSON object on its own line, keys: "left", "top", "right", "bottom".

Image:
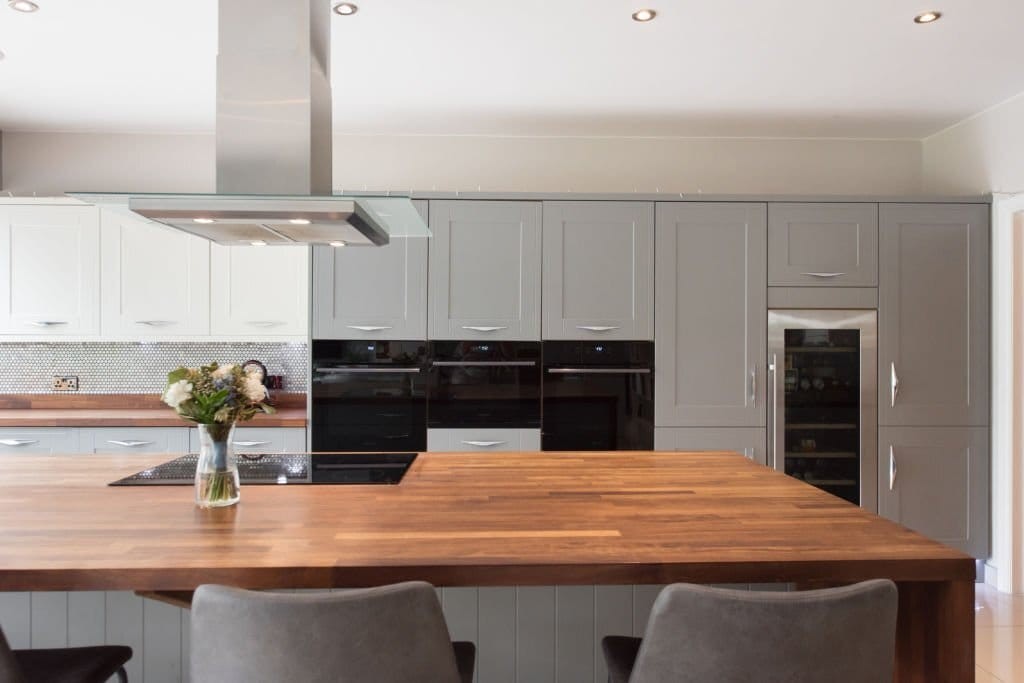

{"left": 70, "top": 0, "right": 428, "bottom": 246}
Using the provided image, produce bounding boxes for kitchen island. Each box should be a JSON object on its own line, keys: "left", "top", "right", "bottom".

{"left": 0, "top": 450, "right": 973, "bottom": 682}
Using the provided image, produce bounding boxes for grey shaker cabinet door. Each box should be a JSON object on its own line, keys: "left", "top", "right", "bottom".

{"left": 654, "top": 203, "right": 767, "bottom": 427}
{"left": 767, "top": 203, "right": 878, "bottom": 286}
{"left": 878, "top": 426, "right": 989, "bottom": 558}
{"left": 428, "top": 201, "right": 542, "bottom": 340}
{"left": 654, "top": 427, "right": 767, "bottom": 465}
{"left": 542, "top": 201, "right": 654, "bottom": 340}
{"left": 313, "top": 200, "right": 428, "bottom": 340}
{"left": 878, "top": 204, "right": 989, "bottom": 426}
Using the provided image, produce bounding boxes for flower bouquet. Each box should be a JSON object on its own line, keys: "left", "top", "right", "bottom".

{"left": 163, "top": 363, "right": 276, "bottom": 508}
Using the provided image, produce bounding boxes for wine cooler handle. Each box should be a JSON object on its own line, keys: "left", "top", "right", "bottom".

{"left": 768, "top": 354, "right": 778, "bottom": 470}
{"left": 889, "top": 445, "right": 897, "bottom": 491}
{"left": 890, "top": 362, "right": 900, "bottom": 408}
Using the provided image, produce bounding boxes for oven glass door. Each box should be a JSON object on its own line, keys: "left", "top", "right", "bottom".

{"left": 542, "top": 368, "right": 654, "bottom": 450}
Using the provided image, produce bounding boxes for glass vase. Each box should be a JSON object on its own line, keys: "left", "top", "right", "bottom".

{"left": 195, "top": 423, "right": 240, "bottom": 508}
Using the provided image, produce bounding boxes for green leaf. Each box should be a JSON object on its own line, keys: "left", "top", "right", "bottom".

{"left": 167, "top": 368, "right": 189, "bottom": 385}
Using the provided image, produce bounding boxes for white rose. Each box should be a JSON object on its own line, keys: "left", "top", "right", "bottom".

{"left": 241, "top": 374, "right": 267, "bottom": 403}
{"left": 163, "top": 380, "right": 193, "bottom": 409}
{"left": 212, "top": 364, "right": 235, "bottom": 379}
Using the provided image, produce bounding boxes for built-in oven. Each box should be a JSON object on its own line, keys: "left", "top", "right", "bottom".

{"left": 311, "top": 340, "right": 427, "bottom": 452}
{"left": 542, "top": 341, "right": 654, "bottom": 451}
{"left": 426, "top": 341, "right": 541, "bottom": 428}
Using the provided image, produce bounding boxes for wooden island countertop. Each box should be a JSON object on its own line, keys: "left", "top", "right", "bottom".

{"left": 0, "top": 450, "right": 974, "bottom": 681}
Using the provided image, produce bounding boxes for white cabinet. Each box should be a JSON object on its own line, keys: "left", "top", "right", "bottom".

{"left": 210, "top": 244, "right": 309, "bottom": 337}
{"left": 100, "top": 210, "right": 210, "bottom": 337}
{"left": 0, "top": 204, "right": 100, "bottom": 336}
{"left": 313, "top": 201, "right": 428, "bottom": 340}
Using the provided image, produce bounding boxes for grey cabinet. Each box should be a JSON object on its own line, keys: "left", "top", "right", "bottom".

{"left": 767, "top": 203, "right": 878, "bottom": 286}
{"left": 654, "top": 203, "right": 767, "bottom": 427}
{"left": 82, "top": 427, "right": 189, "bottom": 454}
{"left": 0, "top": 428, "right": 78, "bottom": 454}
{"left": 878, "top": 426, "right": 989, "bottom": 557}
{"left": 878, "top": 204, "right": 989, "bottom": 427}
{"left": 313, "top": 200, "right": 428, "bottom": 340}
{"left": 427, "top": 428, "right": 541, "bottom": 452}
{"left": 542, "top": 201, "right": 654, "bottom": 340}
{"left": 428, "top": 201, "right": 542, "bottom": 340}
{"left": 188, "top": 426, "right": 307, "bottom": 454}
{"left": 654, "top": 427, "right": 766, "bottom": 465}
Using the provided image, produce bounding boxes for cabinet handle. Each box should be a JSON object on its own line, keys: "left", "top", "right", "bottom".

{"left": 347, "top": 325, "right": 393, "bottom": 332}
{"left": 460, "top": 440, "right": 507, "bottom": 447}
{"left": 435, "top": 361, "right": 537, "bottom": 368}
{"left": 800, "top": 272, "right": 846, "bottom": 278}
{"left": 576, "top": 326, "right": 621, "bottom": 332}
{"left": 233, "top": 441, "right": 271, "bottom": 447}
{"left": 246, "top": 320, "right": 286, "bottom": 328}
{"left": 136, "top": 320, "right": 176, "bottom": 327}
{"left": 106, "top": 440, "right": 153, "bottom": 448}
{"left": 547, "top": 367, "right": 649, "bottom": 374}
{"left": 0, "top": 439, "right": 38, "bottom": 446}
{"left": 888, "top": 445, "right": 897, "bottom": 491}
{"left": 461, "top": 326, "right": 508, "bottom": 332}
{"left": 316, "top": 366, "right": 422, "bottom": 374}
{"left": 768, "top": 354, "right": 778, "bottom": 470}
{"left": 890, "top": 362, "right": 900, "bottom": 408}
{"left": 27, "top": 321, "right": 67, "bottom": 327}
{"left": 750, "top": 367, "right": 756, "bottom": 405}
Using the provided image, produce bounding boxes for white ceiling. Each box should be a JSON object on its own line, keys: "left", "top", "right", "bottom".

{"left": 1, "top": 0, "right": 1022, "bottom": 139}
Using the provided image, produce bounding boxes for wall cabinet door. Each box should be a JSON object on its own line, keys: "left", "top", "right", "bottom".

{"left": 428, "top": 201, "right": 542, "bottom": 340}
{"left": 878, "top": 204, "right": 989, "bottom": 426}
{"left": 313, "top": 201, "right": 428, "bottom": 340}
{"left": 542, "top": 201, "right": 654, "bottom": 340}
{"left": 654, "top": 203, "right": 767, "bottom": 427}
{"left": 878, "top": 426, "right": 989, "bottom": 558}
{"left": 0, "top": 205, "right": 100, "bottom": 335}
{"left": 767, "top": 203, "right": 878, "bottom": 286}
{"left": 210, "top": 244, "right": 309, "bottom": 337}
{"left": 654, "top": 427, "right": 766, "bottom": 465}
{"left": 101, "top": 210, "right": 210, "bottom": 337}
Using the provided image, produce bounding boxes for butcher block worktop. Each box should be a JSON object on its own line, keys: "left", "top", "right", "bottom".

{"left": 0, "top": 393, "right": 307, "bottom": 427}
{"left": 0, "top": 450, "right": 974, "bottom": 681}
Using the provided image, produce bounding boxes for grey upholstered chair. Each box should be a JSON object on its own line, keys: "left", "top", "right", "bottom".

{"left": 602, "top": 580, "right": 898, "bottom": 683}
{"left": 190, "top": 581, "right": 475, "bottom": 683}
{"left": 0, "top": 623, "right": 132, "bottom": 683}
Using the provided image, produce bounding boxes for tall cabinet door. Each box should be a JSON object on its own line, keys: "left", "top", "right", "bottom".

{"left": 210, "top": 244, "right": 309, "bottom": 337}
{"left": 655, "top": 203, "right": 767, "bottom": 427}
{"left": 0, "top": 204, "right": 100, "bottom": 335}
{"left": 878, "top": 204, "right": 989, "bottom": 426}
{"left": 101, "top": 210, "right": 210, "bottom": 337}
{"left": 313, "top": 200, "right": 428, "bottom": 340}
{"left": 428, "top": 201, "right": 542, "bottom": 340}
{"left": 542, "top": 201, "right": 654, "bottom": 340}
{"left": 878, "top": 426, "right": 989, "bottom": 557}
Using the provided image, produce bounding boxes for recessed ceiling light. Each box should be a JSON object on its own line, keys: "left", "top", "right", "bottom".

{"left": 288, "top": 218, "right": 311, "bottom": 225}
{"left": 913, "top": 10, "right": 942, "bottom": 24}
{"left": 632, "top": 8, "right": 656, "bottom": 22}
{"left": 250, "top": 240, "right": 268, "bottom": 247}
{"left": 333, "top": 2, "right": 358, "bottom": 16}
{"left": 329, "top": 241, "right": 346, "bottom": 248}
{"left": 192, "top": 218, "right": 215, "bottom": 224}
{"left": 8, "top": 0, "right": 39, "bottom": 12}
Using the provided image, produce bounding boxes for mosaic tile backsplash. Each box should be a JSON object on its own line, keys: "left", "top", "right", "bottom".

{"left": 0, "top": 342, "right": 308, "bottom": 394}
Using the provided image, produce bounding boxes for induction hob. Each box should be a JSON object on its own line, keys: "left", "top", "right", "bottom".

{"left": 109, "top": 452, "right": 417, "bottom": 486}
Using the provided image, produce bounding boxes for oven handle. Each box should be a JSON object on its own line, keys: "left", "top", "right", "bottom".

{"left": 314, "top": 367, "right": 422, "bottom": 374}
{"left": 431, "top": 361, "right": 537, "bottom": 367}
{"left": 546, "top": 368, "right": 651, "bottom": 374}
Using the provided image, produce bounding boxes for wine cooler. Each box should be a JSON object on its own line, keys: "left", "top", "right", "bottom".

{"left": 768, "top": 310, "right": 877, "bottom": 510}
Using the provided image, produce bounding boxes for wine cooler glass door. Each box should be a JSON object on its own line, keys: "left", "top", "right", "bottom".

{"left": 768, "top": 310, "right": 877, "bottom": 511}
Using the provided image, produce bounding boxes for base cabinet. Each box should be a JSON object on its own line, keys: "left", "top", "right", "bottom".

{"left": 877, "top": 426, "right": 989, "bottom": 558}
{"left": 427, "top": 429, "right": 540, "bottom": 453}
{"left": 654, "top": 427, "right": 767, "bottom": 465}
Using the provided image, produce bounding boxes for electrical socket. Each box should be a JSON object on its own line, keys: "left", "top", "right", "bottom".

{"left": 51, "top": 376, "right": 79, "bottom": 392}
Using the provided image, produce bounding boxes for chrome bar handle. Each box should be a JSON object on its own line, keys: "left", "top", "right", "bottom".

{"left": 768, "top": 354, "right": 778, "bottom": 470}
{"left": 547, "top": 368, "right": 650, "bottom": 374}
{"left": 0, "top": 439, "right": 38, "bottom": 446}
{"left": 315, "top": 367, "right": 422, "bottom": 374}
{"left": 889, "top": 445, "right": 897, "bottom": 491}
{"left": 801, "top": 272, "right": 846, "bottom": 278}
{"left": 433, "top": 361, "right": 537, "bottom": 367}
{"left": 890, "top": 362, "right": 900, "bottom": 408}
{"left": 750, "top": 367, "right": 756, "bottom": 405}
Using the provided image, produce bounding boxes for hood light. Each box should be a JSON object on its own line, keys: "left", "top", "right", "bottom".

{"left": 333, "top": 2, "right": 358, "bottom": 16}
{"left": 288, "top": 218, "right": 311, "bottom": 225}
{"left": 913, "top": 11, "right": 942, "bottom": 23}
{"left": 193, "top": 218, "right": 215, "bottom": 224}
{"left": 8, "top": 0, "right": 39, "bottom": 12}
{"left": 632, "top": 8, "right": 656, "bottom": 22}
{"left": 250, "top": 240, "right": 268, "bottom": 247}
{"left": 329, "top": 241, "right": 346, "bottom": 248}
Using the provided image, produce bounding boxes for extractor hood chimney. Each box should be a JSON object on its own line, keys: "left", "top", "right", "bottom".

{"left": 73, "top": 0, "right": 428, "bottom": 246}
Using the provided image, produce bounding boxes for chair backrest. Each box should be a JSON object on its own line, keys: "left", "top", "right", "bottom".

{"left": 0, "top": 626, "right": 27, "bottom": 683}
{"left": 190, "top": 581, "right": 462, "bottom": 683}
{"left": 629, "top": 580, "right": 897, "bottom": 683}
